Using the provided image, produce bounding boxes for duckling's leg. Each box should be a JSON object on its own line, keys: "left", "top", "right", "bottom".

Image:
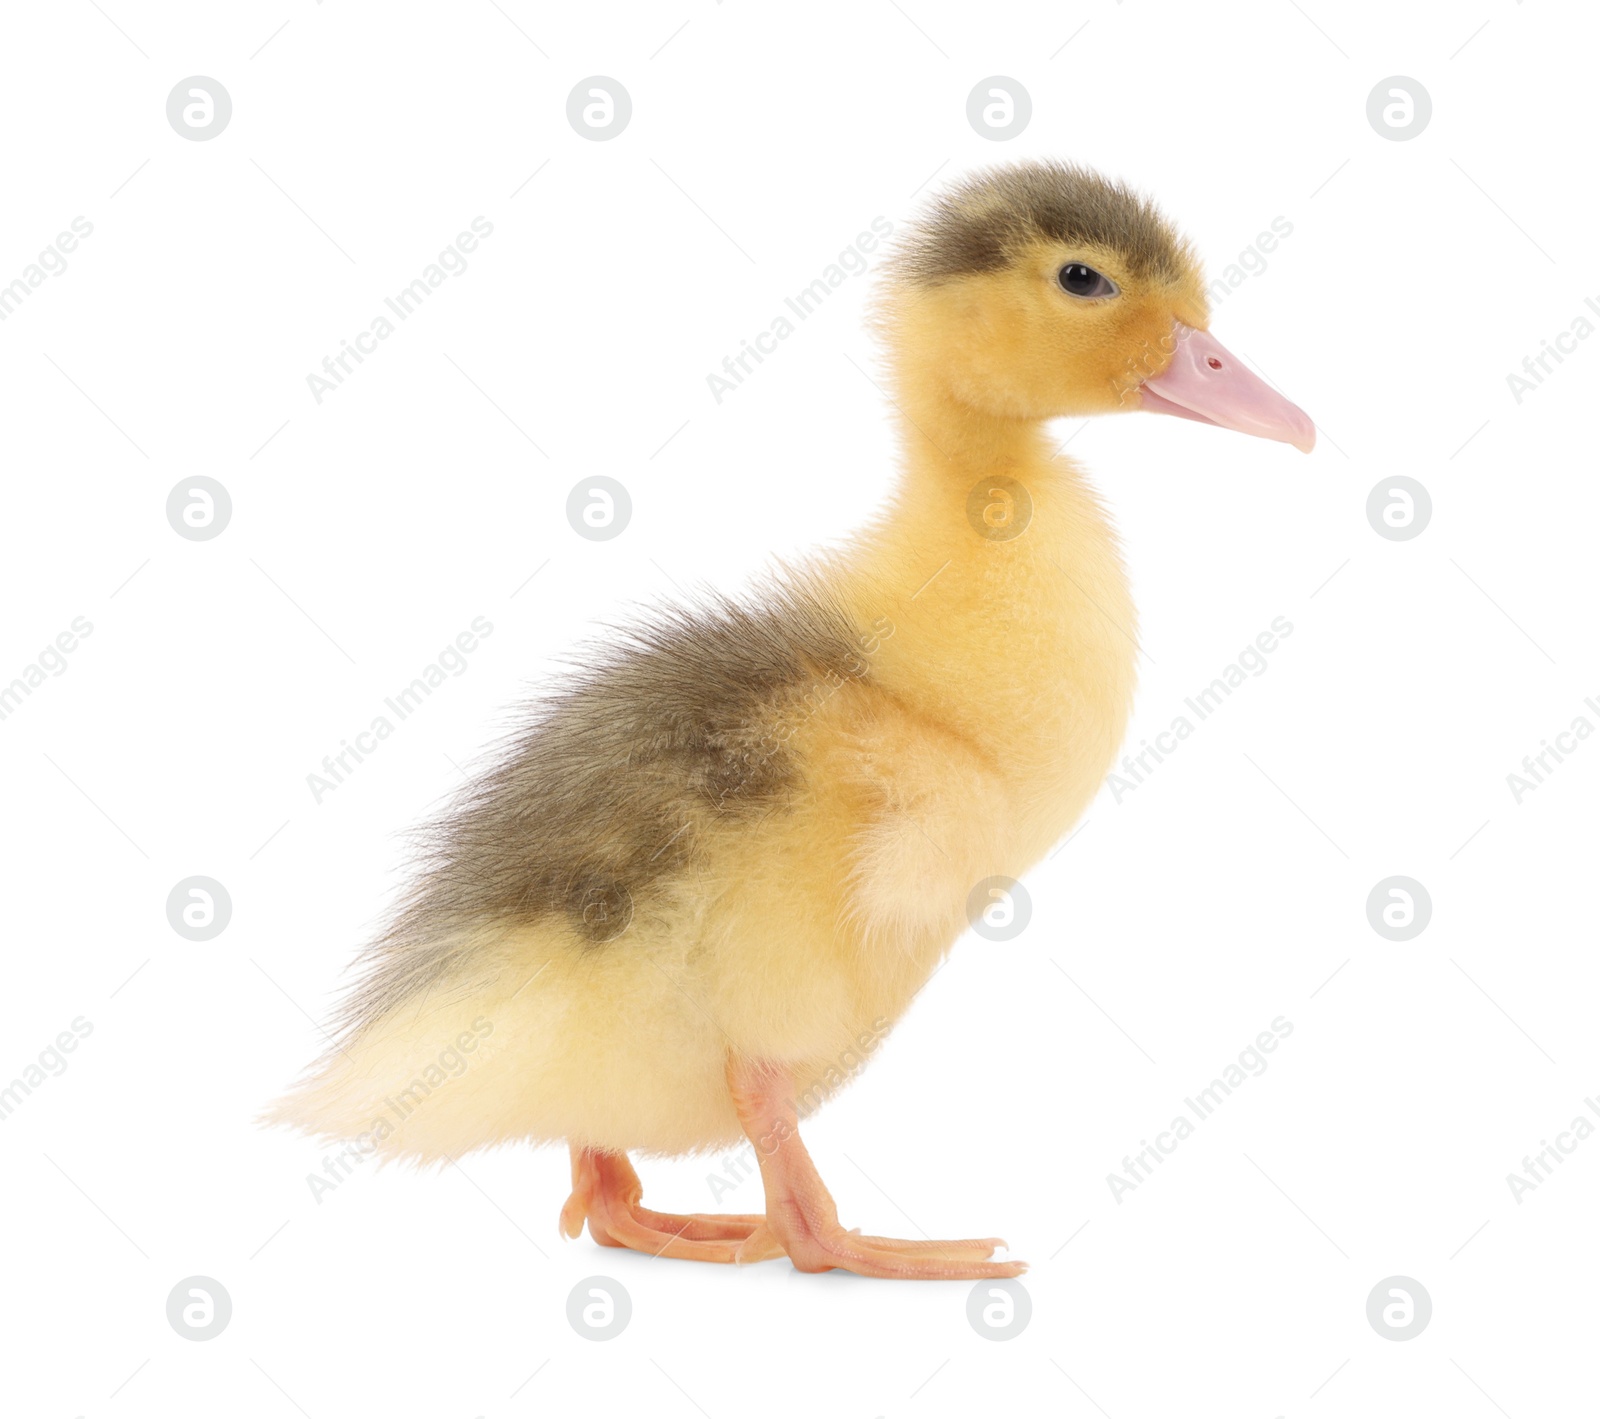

{"left": 728, "top": 1056, "right": 1027, "bottom": 1279}
{"left": 559, "top": 1145, "right": 785, "bottom": 1263}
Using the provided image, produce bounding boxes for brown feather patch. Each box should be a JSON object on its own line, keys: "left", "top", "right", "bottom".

{"left": 333, "top": 578, "right": 866, "bottom": 1039}
{"left": 897, "top": 160, "right": 1187, "bottom": 285}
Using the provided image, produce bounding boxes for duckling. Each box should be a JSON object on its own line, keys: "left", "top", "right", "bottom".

{"left": 268, "top": 160, "right": 1313, "bottom": 1280}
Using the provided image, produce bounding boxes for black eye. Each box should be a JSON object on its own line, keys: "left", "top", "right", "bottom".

{"left": 1057, "top": 263, "right": 1117, "bottom": 299}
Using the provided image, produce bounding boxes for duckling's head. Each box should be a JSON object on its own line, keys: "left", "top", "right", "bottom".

{"left": 888, "top": 161, "right": 1314, "bottom": 452}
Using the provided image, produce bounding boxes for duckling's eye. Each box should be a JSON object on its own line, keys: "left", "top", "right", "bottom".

{"left": 1057, "top": 263, "right": 1118, "bottom": 300}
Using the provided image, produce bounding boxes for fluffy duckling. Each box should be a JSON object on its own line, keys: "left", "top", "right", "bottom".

{"left": 269, "top": 161, "right": 1313, "bottom": 1280}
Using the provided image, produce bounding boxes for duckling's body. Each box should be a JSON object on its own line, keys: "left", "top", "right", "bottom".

{"left": 271, "top": 162, "right": 1311, "bottom": 1278}
{"left": 279, "top": 442, "right": 1133, "bottom": 1160}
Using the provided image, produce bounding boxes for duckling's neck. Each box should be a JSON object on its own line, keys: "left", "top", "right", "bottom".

{"left": 893, "top": 380, "right": 1055, "bottom": 477}
{"left": 841, "top": 383, "right": 1138, "bottom": 836}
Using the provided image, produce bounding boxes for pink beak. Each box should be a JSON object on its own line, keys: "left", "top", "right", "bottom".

{"left": 1137, "top": 323, "right": 1316, "bottom": 454}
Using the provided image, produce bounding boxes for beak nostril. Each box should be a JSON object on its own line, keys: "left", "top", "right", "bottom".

{"left": 1206, "top": 356, "right": 1223, "bottom": 371}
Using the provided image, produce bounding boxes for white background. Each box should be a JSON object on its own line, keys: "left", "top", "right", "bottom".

{"left": 3, "top": 1, "right": 1597, "bottom": 1415}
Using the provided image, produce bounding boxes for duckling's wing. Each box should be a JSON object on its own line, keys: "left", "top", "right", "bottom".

{"left": 332, "top": 576, "right": 868, "bottom": 1041}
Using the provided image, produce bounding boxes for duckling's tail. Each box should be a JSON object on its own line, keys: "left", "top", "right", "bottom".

{"left": 261, "top": 1004, "right": 503, "bottom": 1165}
{"left": 260, "top": 916, "right": 747, "bottom": 1162}
{"left": 260, "top": 918, "right": 557, "bottom": 1164}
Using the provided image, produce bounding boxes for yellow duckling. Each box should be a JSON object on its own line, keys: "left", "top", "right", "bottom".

{"left": 269, "top": 160, "right": 1313, "bottom": 1280}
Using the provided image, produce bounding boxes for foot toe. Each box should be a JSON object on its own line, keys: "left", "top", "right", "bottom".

{"left": 789, "top": 1226, "right": 1026, "bottom": 1279}
{"left": 851, "top": 1233, "right": 1008, "bottom": 1263}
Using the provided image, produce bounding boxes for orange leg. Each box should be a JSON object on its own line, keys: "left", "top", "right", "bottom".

{"left": 727, "top": 1055, "right": 1025, "bottom": 1280}
{"left": 559, "top": 1145, "right": 784, "bottom": 1264}
{"left": 557, "top": 1057, "right": 1025, "bottom": 1279}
